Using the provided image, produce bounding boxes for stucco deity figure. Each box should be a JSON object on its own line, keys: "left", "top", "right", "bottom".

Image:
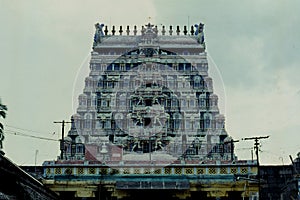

{"left": 194, "top": 23, "right": 205, "bottom": 44}
{"left": 93, "top": 23, "right": 104, "bottom": 48}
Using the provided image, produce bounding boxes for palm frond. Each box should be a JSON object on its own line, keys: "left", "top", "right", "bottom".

{"left": 0, "top": 104, "right": 7, "bottom": 111}
{"left": 0, "top": 111, "right": 6, "bottom": 119}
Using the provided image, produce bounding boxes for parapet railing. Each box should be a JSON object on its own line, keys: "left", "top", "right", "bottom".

{"left": 43, "top": 163, "right": 258, "bottom": 179}
{"left": 98, "top": 24, "right": 202, "bottom": 36}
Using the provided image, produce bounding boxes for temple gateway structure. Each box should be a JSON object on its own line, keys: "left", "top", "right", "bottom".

{"left": 42, "top": 22, "right": 259, "bottom": 200}
{"left": 73, "top": 22, "right": 232, "bottom": 163}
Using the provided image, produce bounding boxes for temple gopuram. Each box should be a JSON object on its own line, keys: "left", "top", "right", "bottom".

{"left": 42, "top": 22, "right": 259, "bottom": 200}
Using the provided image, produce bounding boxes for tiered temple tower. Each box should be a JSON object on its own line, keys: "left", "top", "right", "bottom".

{"left": 43, "top": 22, "right": 259, "bottom": 200}
{"left": 70, "top": 22, "right": 236, "bottom": 163}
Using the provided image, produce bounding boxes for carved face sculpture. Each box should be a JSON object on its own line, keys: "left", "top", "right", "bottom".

{"left": 110, "top": 62, "right": 182, "bottom": 153}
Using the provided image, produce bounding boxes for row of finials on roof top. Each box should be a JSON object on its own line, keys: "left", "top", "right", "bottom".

{"left": 93, "top": 23, "right": 205, "bottom": 47}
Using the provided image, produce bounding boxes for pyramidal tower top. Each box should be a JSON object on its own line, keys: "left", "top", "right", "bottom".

{"left": 65, "top": 22, "right": 235, "bottom": 165}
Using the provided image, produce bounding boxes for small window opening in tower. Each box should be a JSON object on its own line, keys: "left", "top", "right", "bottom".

{"left": 144, "top": 118, "right": 151, "bottom": 126}
{"left": 145, "top": 99, "right": 152, "bottom": 106}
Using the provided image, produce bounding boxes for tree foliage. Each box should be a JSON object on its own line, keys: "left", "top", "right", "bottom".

{"left": 0, "top": 99, "right": 7, "bottom": 149}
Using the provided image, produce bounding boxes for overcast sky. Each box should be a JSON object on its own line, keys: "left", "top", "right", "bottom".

{"left": 0, "top": 0, "right": 299, "bottom": 165}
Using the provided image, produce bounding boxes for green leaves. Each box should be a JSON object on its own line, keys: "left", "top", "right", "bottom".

{"left": 0, "top": 99, "right": 7, "bottom": 148}
{"left": 0, "top": 102, "right": 7, "bottom": 119}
